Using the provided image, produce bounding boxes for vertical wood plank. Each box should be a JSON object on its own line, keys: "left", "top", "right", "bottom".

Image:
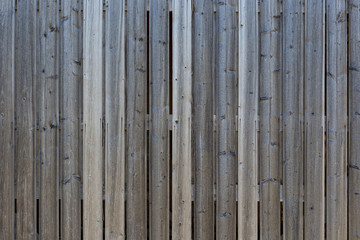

{"left": 15, "top": 0, "right": 37, "bottom": 238}
{"left": 238, "top": 0, "right": 258, "bottom": 239}
{"left": 126, "top": 0, "right": 147, "bottom": 238}
{"left": 349, "top": 0, "right": 360, "bottom": 238}
{"left": 282, "top": 0, "right": 304, "bottom": 238}
{"left": 104, "top": 0, "right": 126, "bottom": 239}
{"left": 83, "top": 0, "right": 103, "bottom": 239}
{"left": 326, "top": 0, "right": 348, "bottom": 239}
{"left": 215, "top": 0, "right": 237, "bottom": 239}
{"left": 193, "top": 0, "right": 214, "bottom": 239}
{"left": 149, "top": 0, "right": 170, "bottom": 239}
{"left": 172, "top": 0, "right": 192, "bottom": 239}
{"left": 259, "top": 0, "right": 281, "bottom": 239}
{"left": 304, "top": 0, "right": 325, "bottom": 238}
{"left": 60, "top": 0, "right": 82, "bottom": 238}
{"left": 0, "top": 0, "right": 15, "bottom": 239}
{"left": 38, "top": 0, "right": 59, "bottom": 238}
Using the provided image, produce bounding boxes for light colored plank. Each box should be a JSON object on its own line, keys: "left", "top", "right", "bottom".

{"left": 172, "top": 0, "right": 192, "bottom": 239}
{"left": 38, "top": 0, "right": 59, "bottom": 238}
{"left": 126, "top": 0, "right": 147, "bottom": 238}
{"left": 104, "top": 0, "right": 126, "bottom": 239}
{"left": 304, "top": 0, "right": 325, "bottom": 239}
{"left": 258, "top": 0, "right": 281, "bottom": 239}
{"left": 60, "top": 0, "right": 82, "bottom": 238}
{"left": 193, "top": 0, "right": 214, "bottom": 239}
{"left": 0, "top": 0, "right": 15, "bottom": 239}
{"left": 215, "top": 0, "right": 237, "bottom": 239}
{"left": 83, "top": 0, "right": 103, "bottom": 239}
{"left": 349, "top": 0, "right": 360, "bottom": 239}
{"left": 282, "top": 0, "right": 304, "bottom": 239}
{"left": 326, "top": 0, "right": 348, "bottom": 239}
{"left": 238, "top": 0, "right": 258, "bottom": 239}
{"left": 15, "top": 0, "right": 37, "bottom": 238}
{"left": 149, "top": 0, "right": 170, "bottom": 239}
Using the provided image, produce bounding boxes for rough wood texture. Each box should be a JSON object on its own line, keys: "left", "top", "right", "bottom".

{"left": 126, "top": 0, "right": 147, "bottom": 238}
{"left": 238, "top": 0, "right": 258, "bottom": 239}
{"left": 104, "top": 0, "right": 126, "bottom": 239}
{"left": 326, "top": 0, "right": 348, "bottom": 239}
{"left": 193, "top": 0, "right": 214, "bottom": 239}
{"left": 172, "top": 0, "right": 192, "bottom": 239}
{"left": 60, "top": 0, "right": 82, "bottom": 238}
{"left": 282, "top": 0, "right": 304, "bottom": 239}
{"left": 15, "top": 0, "right": 37, "bottom": 238}
{"left": 0, "top": 0, "right": 14, "bottom": 239}
{"left": 38, "top": 0, "right": 59, "bottom": 238}
{"left": 83, "top": 0, "right": 103, "bottom": 239}
{"left": 304, "top": 0, "right": 325, "bottom": 239}
{"left": 259, "top": 0, "right": 281, "bottom": 239}
{"left": 149, "top": 0, "right": 170, "bottom": 239}
{"left": 349, "top": 0, "right": 360, "bottom": 239}
{"left": 216, "top": 0, "right": 237, "bottom": 239}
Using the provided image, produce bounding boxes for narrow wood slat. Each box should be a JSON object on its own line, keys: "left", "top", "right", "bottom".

{"left": 83, "top": 0, "right": 103, "bottom": 239}
{"left": 282, "top": 0, "right": 304, "bottom": 239}
{"left": 215, "top": 0, "right": 237, "bottom": 239}
{"left": 38, "top": 0, "right": 59, "bottom": 238}
{"left": 326, "top": 0, "right": 348, "bottom": 239}
{"left": 172, "top": 0, "right": 192, "bottom": 238}
{"left": 60, "top": 0, "right": 82, "bottom": 238}
{"left": 349, "top": 0, "right": 360, "bottom": 238}
{"left": 15, "top": 0, "right": 37, "bottom": 238}
{"left": 0, "top": 0, "right": 15, "bottom": 239}
{"left": 238, "top": 0, "right": 258, "bottom": 239}
{"left": 126, "top": 0, "right": 147, "bottom": 238}
{"left": 149, "top": 0, "right": 170, "bottom": 239}
{"left": 193, "top": 0, "right": 214, "bottom": 239}
{"left": 104, "top": 0, "right": 126, "bottom": 239}
{"left": 304, "top": 0, "right": 325, "bottom": 239}
{"left": 259, "top": 0, "right": 281, "bottom": 239}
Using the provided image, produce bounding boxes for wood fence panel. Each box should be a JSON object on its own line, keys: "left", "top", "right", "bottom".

{"left": 38, "top": 0, "right": 59, "bottom": 238}
{"left": 326, "top": 0, "right": 348, "bottom": 239}
{"left": 15, "top": 0, "right": 37, "bottom": 239}
{"left": 215, "top": 0, "right": 237, "bottom": 239}
{"left": 304, "top": 0, "right": 325, "bottom": 239}
{"left": 126, "top": 0, "right": 147, "bottom": 238}
{"left": 259, "top": 0, "right": 281, "bottom": 239}
{"left": 0, "top": 0, "right": 15, "bottom": 239}
{"left": 238, "top": 0, "right": 258, "bottom": 239}
{"left": 149, "top": 0, "right": 170, "bottom": 239}
{"left": 104, "top": 0, "right": 126, "bottom": 239}
{"left": 83, "top": 0, "right": 104, "bottom": 239}
{"left": 349, "top": 0, "right": 360, "bottom": 238}
{"left": 193, "top": 0, "right": 214, "bottom": 239}
{"left": 282, "top": 0, "right": 304, "bottom": 239}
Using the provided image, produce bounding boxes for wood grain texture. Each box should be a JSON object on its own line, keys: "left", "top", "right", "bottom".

{"left": 83, "top": 0, "right": 103, "bottom": 239}
{"left": 149, "top": 0, "right": 170, "bottom": 239}
{"left": 326, "top": 0, "right": 348, "bottom": 239}
{"left": 304, "top": 0, "right": 325, "bottom": 238}
{"left": 38, "top": 0, "right": 59, "bottom": 238}
{"left": 104, "top": 0, "right": 126, "bottom": 239}
{"left": 193, "top": 0, "right": 214, "bottom": 239}
{"left": 126, "top": 0, "right": 147, "bottom": 238}
{"left": 60, "top": 0, "right": 82, "bottom": 238}
{"left": 172, "top": 0, "right": 192, "bottom": 239}
{"left": 238, "top": 0, "right": 258, "bottom": 239}
{"left": 349, "top": 0, "right": 360, "bottom": 239}
{"left": 15, "top": 0, "right": 37, "bottom": 238}
{"left": 0, "top": 0, "right": 15, "bottom": 239}
{"left": 282, "top": 0, "right": 304, "bottom": 239}
{"left": 259, "top": 0, "right": 281, "bottom": 239}
{"left": 215, "top": 0, "right": 237, "bottom": 239}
